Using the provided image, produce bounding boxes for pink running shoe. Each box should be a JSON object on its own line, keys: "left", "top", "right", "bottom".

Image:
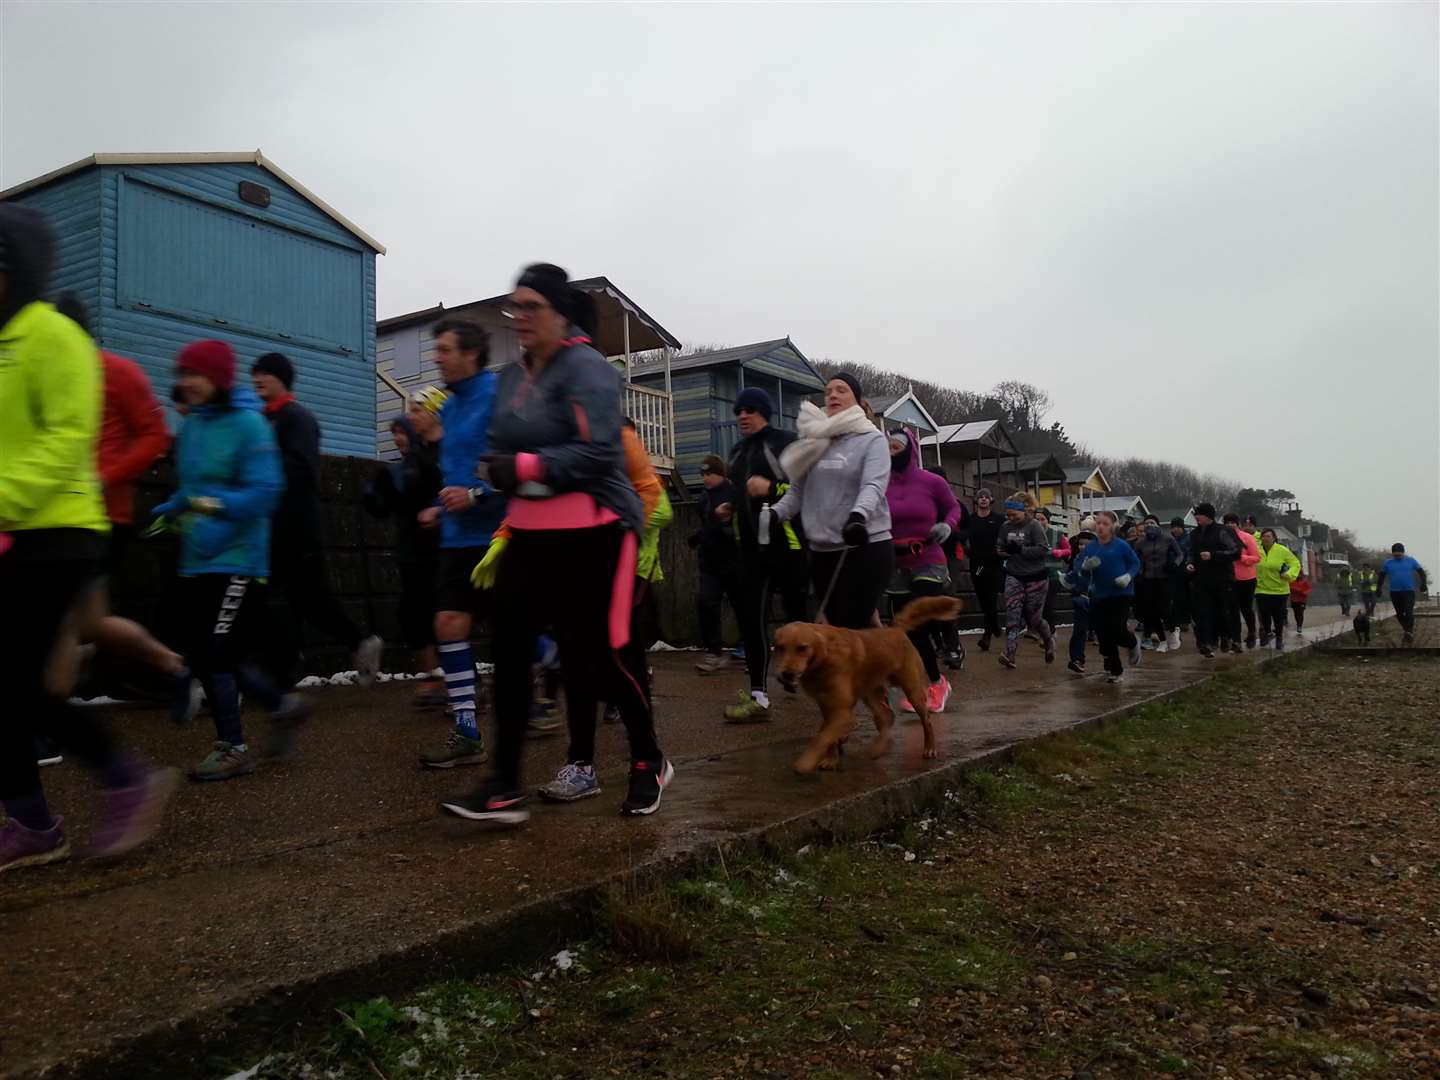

{"left": 925, "top": 677, "right": 952, "bottom": 714}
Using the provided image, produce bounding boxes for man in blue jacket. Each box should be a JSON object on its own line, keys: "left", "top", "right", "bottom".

{"left": 1376, "top": 543, "right": 1428, "bottom": 644}
{"left": 417, "top": 319, "right": 503, "bottom": 768}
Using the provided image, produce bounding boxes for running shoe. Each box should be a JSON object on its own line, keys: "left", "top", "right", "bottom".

{"left": 88, "top": 766, "right": 178, "bottom": 859}
{"left": 602, "top": 703, "right": 621, "bottom": 725}
{"left": 169, "top": 670, "right": 203, "bottom": 726}
{"left": 1166, "top": 629, "right": 1181, "bottom": 651}
{"left": 1066, "top": 659, "right": 1086, "bottom": 676}
{"left": 899, "top": 694, "right": 917, "bottom": 714}
{"left": 0, "top": 815, "right": 70, "bottom": 874}
{"left": 723, "top": 693, "right": 771, "bottom": 724}
{"left": 998, "top": 653, "right": 1017, "bottom": 670}
{"left": 354, "top": 635, "right": 384, "bottom": 689}
{"left": 1127, "top": 642, "right": 1143, "bottom": 668}
{"left": 1107, "top": 673, "right": 1126, "bottom": 684}
{"left": 190, "top": 742, "right": 255, "bottom": 782}
{"left": 977, "top": 634, "right": 991, "bottom": 653}
{"left": 266, "top": 694, "right": 312, "bottom": 759}
{"left": 1044, "top": 637, "right": 1056, "bottom": 664}
{"left": 528, "top": 698, "right": 563, "bottom": 737}
{"left": 1154, "top": 638, "right": 1169, "bottom": 654}
{"left": 419, "top": 729, "right": 488, "bottom": 769}
{"left": 413, "top": 678, "right": 447, "bottom": 709}
{"left": 695, "top": 652, "right": 729, "bottom": 675}
{"left": 35, "top": 736, "right": 62, "bottom": 767}
{"left": 538, "top": 762, "right": 600, "bottom": 803}
{"left": 1199, "top": 646, "right": 1216, "bottom": 659}
{"left": 1275, "top": 639, "right": 1286, "bottom": 653}
{"left": 1245, "top": 637, "right": 1257, "bottom": 650}
{"left": 1260, "top": 633, "right": 1272, "bottom": 648}
{"left": 1402, "top": 632, "right": 1415, "bottom": 646}
{"left": 926, "top": 678, "right": 952, "bottom": 714}
{"left": 1230, "top": 642, "right": 1244, "bottom": 655}
{"left": 1296, "top": 627, "right": 1305, "bottom": 637}
{"left": 621, "top": 758, "right": 674, "bottom": 816}
{"left": 438, "top": 781, "right": 530, "bottom": 825}
{"left": 942, "top": 645, "right": 965, "bottom": 671}
{"left": 1139, "top": 638, "right": 1155, "bottom": 651}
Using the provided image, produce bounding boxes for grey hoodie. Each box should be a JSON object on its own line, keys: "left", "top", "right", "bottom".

{"left": 998, "top": 517, "right": 1051, "bottom": 581}
{"left": 772, "top": 429, "right": 891, "bottom": 551}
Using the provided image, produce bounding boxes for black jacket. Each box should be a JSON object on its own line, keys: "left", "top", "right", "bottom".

{"left": 364, "top": 424, "right": 441, "bottom": 564}
{"left": 1186, "top": 522, "right": 1239, "bottom": 584}
{"left": 265, "top": 398, "right": 324, "bottom": 556}
{"left": 726, "top": 424, "right": 801, "bottom": 555}
{"left": 965, "top": 509, "right": 1004, "bottom": 568}
{"left": 692, "top": 480, "right": 741, "bottom": 576}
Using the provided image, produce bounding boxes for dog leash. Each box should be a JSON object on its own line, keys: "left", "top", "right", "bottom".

{"left": 816, "top": 547, "right": 850, "bottom": 625}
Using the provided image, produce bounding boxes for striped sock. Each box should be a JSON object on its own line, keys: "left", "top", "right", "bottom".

{"left": 438, "top": 639, "right": 479, "bottom": 739}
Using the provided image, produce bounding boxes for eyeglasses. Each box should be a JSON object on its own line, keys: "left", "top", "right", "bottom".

{"left": 501, "top": 299, "right": 552, "bottom": 319}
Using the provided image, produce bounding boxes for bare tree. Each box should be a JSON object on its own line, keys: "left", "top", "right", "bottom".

{"left": 990, "top": 381, "right": 1054, "bottom": 432}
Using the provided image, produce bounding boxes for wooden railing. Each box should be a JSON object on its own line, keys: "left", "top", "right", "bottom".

{"left": 625, "top": 383, "right": 674, "bottom": 471}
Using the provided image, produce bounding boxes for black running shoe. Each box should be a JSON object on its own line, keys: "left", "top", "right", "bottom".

{"left": 620, "top": 758, "right": 674, "bottom": 816}
{"left": 438, "top": 781, "right": 530, "bottom": 825}
{"left": 976, "top": 634, "right": 991, "bottom": 653}
{"left": 998, "top": 653, "right": 1017, "bottom": 670}
{"left": 1200, "top": 646, "right": 1216, "bottom": 659}
{"left": 943, "top": 646, "right": 965, "bottom": 671}
{"left": 1066, "top": 659, "right": 1085, "bottom": 676}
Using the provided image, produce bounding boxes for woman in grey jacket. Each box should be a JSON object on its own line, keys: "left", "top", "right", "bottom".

{"left": 770, "top": 374, "right": 892, "bottom": 629}
{"left": 997, "top": 491, "right": 1056, "bottom": 667}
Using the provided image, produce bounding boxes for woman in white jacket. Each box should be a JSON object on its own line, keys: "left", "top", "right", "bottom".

{"left": 770, "top": 374, "right": 892, "bottom": 629}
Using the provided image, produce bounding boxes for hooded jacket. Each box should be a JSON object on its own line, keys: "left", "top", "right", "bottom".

{"left": 1230, "top": 526, "right": 1261, "bottom": 583}
{"left": 1132, "top": 526, "right": 1182, "bottom": 581}
{"left": 726, "top": 422, "right": 802, "bottom": 556}
{"left": 1332, "top": 566, "right": 1355, "bottom": 592}
{"left": 436, "top": 368, "right": 505, "bottom": 548}
{"left": 488, "top": 334, "right": 642, "bottom": 534}
{"left": 884, "top": 429, "right": 961, "bottom": 570}
{"left": 997, "top": 515, "right": 1051, "bottom": 582}
{"left": 152, "top": 381, "right": 284, "bottom": 578}
{"left": 1254, "top": 541, "right": 1300, "bottom": 596}
{"left": 262, "top": 394, "right": 324, "bottom": 555}
{"left": 771, "top": 409, "right": 891, "bottom": 552}
{"left": 1290, "top": 577, "right": 1312, "bottom": 605}
{"left": 1186, "top": 521, "right": 1239, "bottom": 584}
{"left": 0, "top": 205, "right": 108, "bottom": 551}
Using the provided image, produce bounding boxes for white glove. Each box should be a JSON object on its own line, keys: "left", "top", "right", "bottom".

{"left": 1114, "top": 573, "right": 1133, "bottom": 588}
{"left": 928, "top": 522, "right": 951, "bottom": 546}
{"left": 1082, "top": 557, "right": 1102, "bottom": 571}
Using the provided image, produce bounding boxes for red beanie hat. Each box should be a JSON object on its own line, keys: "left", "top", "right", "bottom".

{"left": 176, "top": 340, "right": 236, "bottom": 391}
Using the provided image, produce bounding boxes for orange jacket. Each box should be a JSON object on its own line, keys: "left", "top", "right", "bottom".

{"left": 98, "top": 352, "right": 170, "bottom": 524}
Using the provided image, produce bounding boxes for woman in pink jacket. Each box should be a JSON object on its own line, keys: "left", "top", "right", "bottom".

{"left": 1224, "top": 512, "right": 1261, "bottom": 650}
{"left": 884, "top": 430, "right": 962, "bottom": 713}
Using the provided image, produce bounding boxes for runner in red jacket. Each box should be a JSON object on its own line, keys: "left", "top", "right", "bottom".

{"left": 1289, "top": 573, "right": 1313, "bottom": 634}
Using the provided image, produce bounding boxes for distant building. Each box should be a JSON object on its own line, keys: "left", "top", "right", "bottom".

{"left": 0, "top": 151, "right": 384, "bottom": 456}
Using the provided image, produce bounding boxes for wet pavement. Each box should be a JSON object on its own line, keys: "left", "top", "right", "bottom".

{"left": 0, "top": 606, "right": 1365, "bottom": 1078}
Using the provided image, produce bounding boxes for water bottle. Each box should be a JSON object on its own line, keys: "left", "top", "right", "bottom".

{"left": 758, "top": 501, "right": 772, "bottom": 546}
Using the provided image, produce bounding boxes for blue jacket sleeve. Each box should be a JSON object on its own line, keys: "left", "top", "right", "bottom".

{"left": 209, "top": 414, "right": 285, "bottom": 521}
{"left": 538, "top": 355, "right": 623, "bottom": 491}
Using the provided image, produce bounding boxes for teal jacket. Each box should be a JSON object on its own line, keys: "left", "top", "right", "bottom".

{"left": 153, "top": 383, "right": 284, "bottom": 578}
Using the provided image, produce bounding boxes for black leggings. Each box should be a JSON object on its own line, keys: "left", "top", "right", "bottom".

{"left": 1256, "top": 594, "right": 1288, "bottom": 643}
{"left": 810, "top": 541, "right": 895, "bottom": 630}
{"left": 491, "top": 525, "right": 661, "bottom": 788}
{"left": 179, "top": 574, "right": 282, "bottom": 746}
{"left": 1092, "top": 596, "right": 1137, "bottom": 676}
{"left": 1392, "top": 591, "right": 1416, "bottom": 635}
{"left": 1231, "top": 579, "right": 1257, "bottom": 643}
{"left": 737, "top": 555, "right": 808, "bottom": 693}
{"left": 398, "top": 558, "right": 438, "bottom": 652}
{"left": 1135, "top": 576, "right": 1171, "bottom": 638}
{"left": 1290, "top": 601, "right": 1306, "bottom": 630}
{"left": 0, "top": 549, "right": 123, "bottom": 819}
{"left": 265, "top": 548, "right": 364, "bottom": 685}
{"left": 696, "top": 568, "right": 742, "bottom": 655}
{"left": 892, "top": 576, "right": 947, "bottom": 682}
{"left": 972, "top": 561, "right": 1003, "bottom": 639}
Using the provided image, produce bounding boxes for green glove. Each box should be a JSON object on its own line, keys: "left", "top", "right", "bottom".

{"left": 140, "top": 516, "right": 179, "bottom": 539}
{"left": 470, "top": 536, "right": 509, "bottom": 590}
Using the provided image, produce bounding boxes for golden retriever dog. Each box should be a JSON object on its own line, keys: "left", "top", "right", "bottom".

{"left": 772, "top": 596, "right": 963, "bottom": 775}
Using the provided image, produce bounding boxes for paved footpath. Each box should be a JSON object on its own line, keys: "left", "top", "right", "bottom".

{"left": 0, "top": 607, "right": 1366, "bottom": 1078}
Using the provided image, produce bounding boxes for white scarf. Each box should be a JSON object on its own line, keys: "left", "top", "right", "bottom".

{"left": 779, "top": 401, "right": 877, "bottom": 482}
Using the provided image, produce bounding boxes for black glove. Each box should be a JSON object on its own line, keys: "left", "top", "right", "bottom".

{"left": 480, "top": 454, "right": 518, "bottom": 494}
{"left": 842, "top": 512, "right": 868, "bottom": 548}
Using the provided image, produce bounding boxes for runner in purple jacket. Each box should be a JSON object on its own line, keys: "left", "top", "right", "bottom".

{"left": 883, "top": 430, "right": 962, "bottom": 714}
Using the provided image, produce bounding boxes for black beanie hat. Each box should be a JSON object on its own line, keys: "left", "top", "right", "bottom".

{"left": 1193, "top": 502, "right": 1217, "bottom": 520}
{"left": 733, "top": 386, "right": 774, "bottom": 420}
{"left": 1169, "top": 517, "right": 1186, "bottom": 529}
{"left": 827, "top": 371, "right": 863, "bottom": 403}
{"left": 515, "top": 262, "right": 597, "bottom": 336}
{"left": 253, "top": 352, "right": 295, "bottom": 390}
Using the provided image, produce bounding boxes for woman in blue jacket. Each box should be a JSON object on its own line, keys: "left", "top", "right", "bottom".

{"left": 155, "top": 341, "right": 298, "bottom": 782}
{"left": 1076, "top": 511, "right": 1143, "bottom": 683}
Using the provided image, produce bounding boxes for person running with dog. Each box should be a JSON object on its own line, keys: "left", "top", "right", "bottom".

{"left": 965, "top": 489, "right": 1005, "bottom": 651}
{"left": 157, "top": 340, "right": 306, "bottom": 781}
{"left": 996, "top": 492, "right": 1055, "bottom": 668}
{"left": 1254, "top": 528, "right": 1300, "bottom": 651}
{"left": 720, "top": 387, "right": 809, "bottom": 723}
{"left": 0, "top": 205, "right": 178, "bottom": 872}
{"left": 1376, "top": 543, "right": 1427, "bottom": 644}
{"left": 438, "top": 264, "right": 671, "bottom": 825}
{"left": 1224, "top": 512, "right": 1261, "bottom": 649}
{"left": 1077, "top": 511, "right": 1142, "bottom": 683}
{"left": 883, "top": 428, "right": 961, "bottom": 714}
{"left": 769, "top": 373, "right": 893, "bottom": 631}
{"left": 1358, "top": 564, "right": 1379, "bottom": 616}
{"left": 1184, "top": 502, "right": 1239, "bottom": 658}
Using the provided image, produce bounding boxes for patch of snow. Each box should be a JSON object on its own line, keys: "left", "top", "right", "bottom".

{"left": 221, "top": 1060, "right": 272, "bottom": 1080}
{"left": 396, "top": 1046, "right": 421, "bottom": 1069}
{"left": 551, "top": 948, "right": 577, "bottom": 971}
{"left": 647, "top": 640, "right": 699, "bottom": 652}
{"left": 68, "top": 695, "right": 130, "bottom": 706}
{"left": 903, "top": 851, "right": 917, "bottom": 863}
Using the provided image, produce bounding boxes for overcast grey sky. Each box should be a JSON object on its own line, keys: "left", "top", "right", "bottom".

{"left": 4, "top": 1, "right": 1436, "bottom": 569}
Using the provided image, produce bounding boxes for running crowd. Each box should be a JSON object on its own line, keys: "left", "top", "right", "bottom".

{"left": 1, "top": 203, "right": 1430, "bottom": 873}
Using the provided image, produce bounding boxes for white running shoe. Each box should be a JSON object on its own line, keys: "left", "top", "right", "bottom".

{"left": 354, "top": 635, "right": 384, "bottom": 688}
{"left": 1167, "top": 629, "right": 1182, "bottom": 651}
